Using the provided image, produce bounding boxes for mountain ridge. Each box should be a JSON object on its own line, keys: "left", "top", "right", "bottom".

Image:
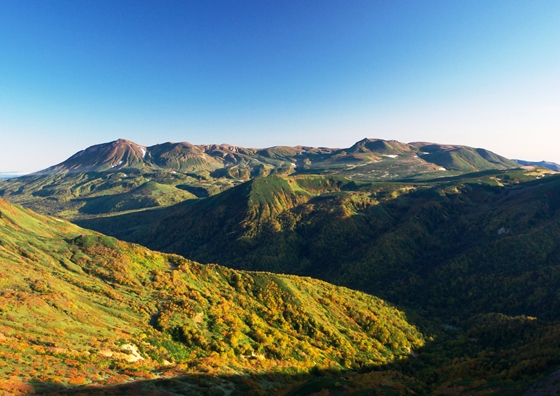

{"left": 33, "top": 137, "right": 519, "bottom": 176}
{"left": 0, "top": 137, "right": 525, "bottom": 220}
{"left": 514, "top": 159, "right": 560, "bottom": 171}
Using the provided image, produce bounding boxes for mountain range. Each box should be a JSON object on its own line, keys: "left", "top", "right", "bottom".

{"left": 2, "top": 137, "right": 560, "bottom": 394}
{"left": 0, "top": 172, "right": 26, "bottom": 180}
{"left": 78, "top": 169, "right": 560, "bottom": 321}
{"left": 37, "top": 138, "right": 519, "bottom": 176}
{"left": 0, "top": 138, "right": 520, "bottom": 220}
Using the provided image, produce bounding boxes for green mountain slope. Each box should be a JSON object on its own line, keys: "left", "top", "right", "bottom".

{"left": 6, "top": 180, "right": 560, "bottom": 394}
{"left": 76, "top": 181, "right": 196, "bottom": 215}
{"left": 77, "top": 175, "right": 419, "bottom": 272}
{"left": 5, "top": 198, "right": 560, "bottom": 394}
{"left": 411, "top": 142, "right": 519, "bottom": 171}
{"left": 80, "top": 169, "right": 560, "bottom": 322}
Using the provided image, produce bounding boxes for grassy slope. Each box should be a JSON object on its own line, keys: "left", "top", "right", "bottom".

{"left": 77, "top": 176, "right": 418, "bottom": 273}
{"left": 0, "top": 169, "right": 228, "bottom": 220}
{"left": 5, "top": 184, "right": 560, "bottom": 394}
{"left": 413, "top": 143, "right": 519, "bottom": 172}
{"left": 0, "top": 198, "right": 429, "bottom": 395}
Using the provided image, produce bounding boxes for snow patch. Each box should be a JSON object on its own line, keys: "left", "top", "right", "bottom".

{"left": 291, "top": 162, "right": 297, "bottom": 167}
{"left": 439, "top": 167, "right": 447, "bottom": 171}
{"left": 140, "top": 148, "right": 146, "bottom": 158}
{"left": 383, "top": 154, "right": 398, "bottom": 159}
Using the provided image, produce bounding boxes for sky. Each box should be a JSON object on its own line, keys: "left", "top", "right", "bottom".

{"left": 1, "top": 0, "right": 559, "bottom": 172}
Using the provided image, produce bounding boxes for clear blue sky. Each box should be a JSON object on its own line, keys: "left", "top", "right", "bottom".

{"left": 1, "top": 0, "right": 559, "bottom": 172}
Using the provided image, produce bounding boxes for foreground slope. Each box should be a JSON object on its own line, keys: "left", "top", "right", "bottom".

{"left": 0, "top": 198, "right": 427, "bottom": 394}
{"left": 0, "top": 138, "right": 519, "bottom": 220}
{"left": 5, "top": 194, "right": 560, "bottom": 394}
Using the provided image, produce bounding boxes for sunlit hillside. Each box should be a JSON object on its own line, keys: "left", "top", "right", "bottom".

{"left": 0, "top": 198, "right": 427, "bottom": 395}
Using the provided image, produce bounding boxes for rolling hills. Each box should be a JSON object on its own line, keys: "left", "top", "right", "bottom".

{"left": 514, "top": 159, "right": 560, "bottom": 171}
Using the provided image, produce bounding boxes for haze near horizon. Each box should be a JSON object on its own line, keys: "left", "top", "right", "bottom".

{"left": 1, "top": 0, "right": 559, "bottom": 172}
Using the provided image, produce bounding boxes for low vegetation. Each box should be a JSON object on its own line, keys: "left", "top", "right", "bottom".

{"left": 0, "top": 198, "right": 428, "bottom": 394}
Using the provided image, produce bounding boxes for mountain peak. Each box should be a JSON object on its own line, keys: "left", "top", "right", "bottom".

{"left": 42, "top": 139, "right": 148, "bottom": 173}
{"left": 348, "top": 138, "right": 414, "bottom": 155}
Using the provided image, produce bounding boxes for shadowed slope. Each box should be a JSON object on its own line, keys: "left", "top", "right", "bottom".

{"left": 79, "top": 170, "right": 560, "bottom": 322}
